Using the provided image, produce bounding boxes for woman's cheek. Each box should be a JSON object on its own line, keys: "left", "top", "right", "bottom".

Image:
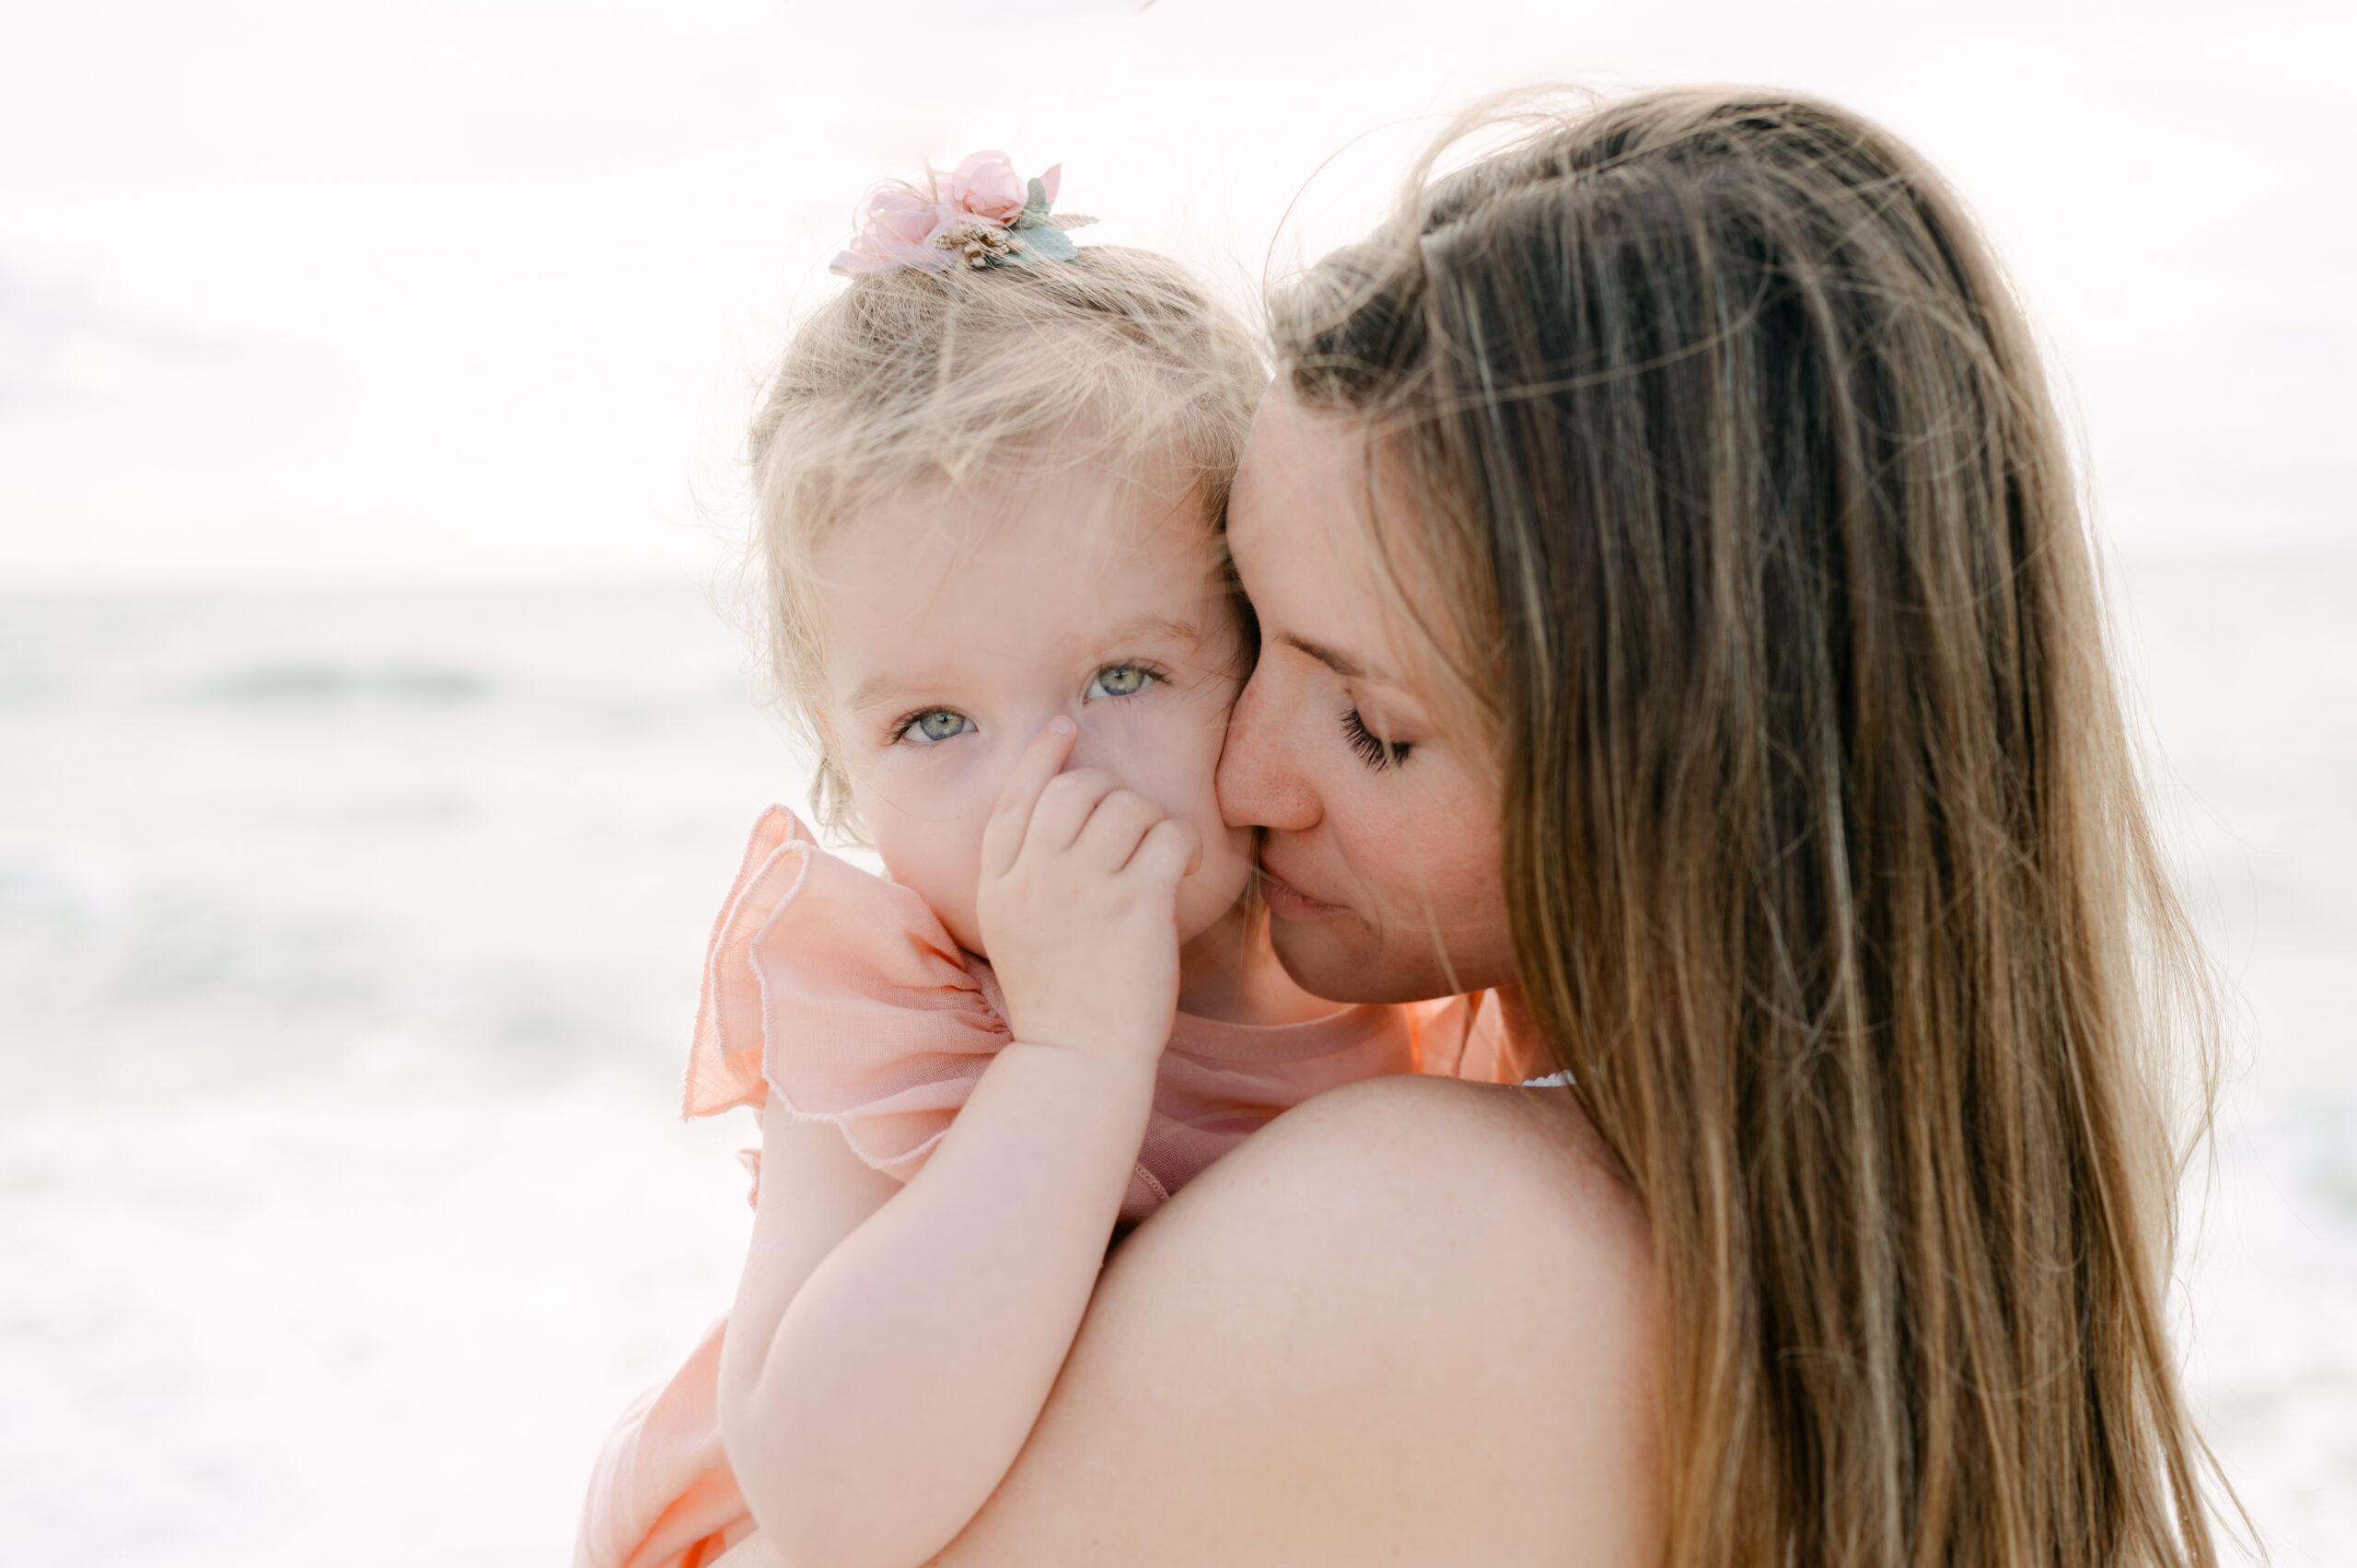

{"left": 1365, "top": 758, "right": 1515, "bottom": 991}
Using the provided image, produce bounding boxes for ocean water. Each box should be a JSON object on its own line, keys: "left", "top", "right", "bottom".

{"left": 0, "top": 564, "right": 2350, "bottom": 1563}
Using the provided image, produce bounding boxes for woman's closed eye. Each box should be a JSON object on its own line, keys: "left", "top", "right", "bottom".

{"left": 893, "top": 707, "right": 975, "bottom": 745}
{"left": 1086, "top": 662, "right": 1162, "bottom": 701}
{"left": 1341, "top": 706, "right": 1412, "bottom": 771}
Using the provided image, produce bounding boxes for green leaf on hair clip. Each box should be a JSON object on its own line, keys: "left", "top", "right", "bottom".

{"left": 1016, "top": 176, "right": 1054, "bottom": 228}
{"left": 1006, "top": 225, "right": 1080, "bottom": 264}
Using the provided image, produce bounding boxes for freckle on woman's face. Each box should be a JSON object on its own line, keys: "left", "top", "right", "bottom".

{"left": 1214, "top": 390, "right": 1516, "bottom": 1004}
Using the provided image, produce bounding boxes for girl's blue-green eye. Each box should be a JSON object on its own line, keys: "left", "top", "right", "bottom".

{"left": 1088, "top": 664, "right": 1158, "bottom": 700}
{"left": 901, "top": 709, "right": 973, "bottom": 743}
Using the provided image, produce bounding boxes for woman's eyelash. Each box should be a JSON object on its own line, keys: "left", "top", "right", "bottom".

{"left": 1341, "top": 707, "right": 1411, "bottom": 771}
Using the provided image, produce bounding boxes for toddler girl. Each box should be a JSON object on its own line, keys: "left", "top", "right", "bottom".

{"left": 575, "top": 154, "right": 1499, "bottom": 1568}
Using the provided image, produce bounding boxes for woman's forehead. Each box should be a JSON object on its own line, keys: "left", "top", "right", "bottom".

{"left": 1232, "top": 393, "right": 1416, "bottom": 688}
{"left": 1234, "top": 395, "right": 1356, "bottom": 571}
{"left": 1236, "top": 389, "right": 1369, "bottom": 510}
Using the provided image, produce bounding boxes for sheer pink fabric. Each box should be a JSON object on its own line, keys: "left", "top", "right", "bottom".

{"left": 575, "top": 1317, "right": 756, "bottom": 1568}
{"left": 680, "top": 806, "right": 1430, "bottom": 1219}
{"left": 577, "top": 807, "right": 1504, "bottom": 1568}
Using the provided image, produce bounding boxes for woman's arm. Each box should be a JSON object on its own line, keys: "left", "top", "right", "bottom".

{"left": 930, "top": 1074, "right": 1665, "bottom": 1568}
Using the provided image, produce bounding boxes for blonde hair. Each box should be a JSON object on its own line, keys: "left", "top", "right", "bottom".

{"left": 747, "top": 246, "right": 1264, "bottom": 835}
{"left": 1275, "top": 89, "right": 2229, "bottom": 1568}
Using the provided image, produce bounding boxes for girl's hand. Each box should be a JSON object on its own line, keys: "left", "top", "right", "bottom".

{"left": 977, "top": 717, "right": 1202, "bottom": 1064}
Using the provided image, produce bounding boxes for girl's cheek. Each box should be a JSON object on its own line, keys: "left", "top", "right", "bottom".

{"left": 1090, "top": 709, "right": 1225, "bottom": 822}
{"left": 856, "top": 735, "right": 990, "bottom": 809}
{"left": 865, "top": 800, "right": 989, "bottom": 948}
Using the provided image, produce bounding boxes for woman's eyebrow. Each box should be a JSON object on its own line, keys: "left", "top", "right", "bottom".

{"left": 1278, "top": 632, "right": 1375, "bottom": 682}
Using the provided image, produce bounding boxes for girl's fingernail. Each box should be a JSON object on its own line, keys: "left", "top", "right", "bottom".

{"left": 1049, "top": 716, "right": 1074, "bottom": 736}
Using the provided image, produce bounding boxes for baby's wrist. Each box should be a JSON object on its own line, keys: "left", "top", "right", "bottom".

{"left": 1000, "top": 1030, "right": 1167, "bottom": 1082}
{"left": 988, "top": 1040, "right": 1162, "bottom": 1152}
{"left": 995, "top": 982, "right": 1169, "bottom": 1065}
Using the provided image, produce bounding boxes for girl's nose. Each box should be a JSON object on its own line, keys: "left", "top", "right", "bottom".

{"left": 1058, "top": 714, "right": 1160, "bottom": 807}
{"left": 1062, "top": 712, "right": 1116, "bottom": 778}
{"left": 1215, "top": 668, "right": 1320, "bottom": 832}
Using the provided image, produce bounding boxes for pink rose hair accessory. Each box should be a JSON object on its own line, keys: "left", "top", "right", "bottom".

{"left": 830, "top": 151, "right": 1098, "bottom": 277}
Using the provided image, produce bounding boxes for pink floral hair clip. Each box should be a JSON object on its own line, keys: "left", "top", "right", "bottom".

{"left": 830, "top": 151, "right": 1098, "bottom": 277}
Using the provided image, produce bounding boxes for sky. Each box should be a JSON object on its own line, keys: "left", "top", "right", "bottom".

{"left": 1, "top": 0, "right": 2351, "bottom": 589}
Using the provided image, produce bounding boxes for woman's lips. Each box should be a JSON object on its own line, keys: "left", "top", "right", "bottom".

{"left": 1257, "top": 860, "right": 1346, "bottom": 923}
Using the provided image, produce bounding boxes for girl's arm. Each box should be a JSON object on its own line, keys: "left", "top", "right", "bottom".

{"left": 715, "top": 720, "right": 1197, "bottom": 1568}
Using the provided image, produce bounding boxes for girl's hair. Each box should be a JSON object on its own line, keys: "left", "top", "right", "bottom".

{"left": 747, "top": 245, "right": 1264, "bottom": 835}
{"left": 1274, "top": 88, "right": 2226, "bottom": 1568}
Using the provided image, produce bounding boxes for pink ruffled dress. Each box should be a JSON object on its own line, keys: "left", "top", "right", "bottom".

{"left": 575, "top": 807, "right": 1509, "bottom": 1568}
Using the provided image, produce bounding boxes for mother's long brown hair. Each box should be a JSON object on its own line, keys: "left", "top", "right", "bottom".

{"left": 1275, "top": 89, "right": 2224, "bottom": 1568}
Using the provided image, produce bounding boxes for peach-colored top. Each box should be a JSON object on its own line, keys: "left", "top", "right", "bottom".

{"left": 575, "top": 807, "right": 1514, "bottom": 1568}
{"left": 682, "top": 806, "right": 1451, "bottom": 1221}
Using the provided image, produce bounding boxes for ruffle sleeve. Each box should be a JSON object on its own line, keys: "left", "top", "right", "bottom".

{"left": 681, "top": 807, "right": 1012, "bottom": 1175}
{"left": 572, "top": 1316, "right": 752, "bottom": 1568}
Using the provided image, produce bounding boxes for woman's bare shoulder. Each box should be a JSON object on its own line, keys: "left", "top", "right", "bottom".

{"left": 1237, "top": 1070, "right": 1644, "bottom": 1219}
{"left": 932, "top": 1077, "right": 1661, "bottom": 1567}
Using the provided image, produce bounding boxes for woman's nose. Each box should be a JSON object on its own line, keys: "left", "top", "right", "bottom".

{"left": 1215, "top": 669, "right": 1320, "bottom": 832}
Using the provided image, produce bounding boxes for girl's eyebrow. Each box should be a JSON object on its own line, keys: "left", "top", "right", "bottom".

{"left": 844, "top": 672, "right": 934, "bottom": 713}
{"left": 1100, "top": 612, "right": 1204, "bottom": 648}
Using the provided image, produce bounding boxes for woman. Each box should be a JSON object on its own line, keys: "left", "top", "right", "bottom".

{"left": 923, "top": 87, "right": 2225, "bottom": 1568}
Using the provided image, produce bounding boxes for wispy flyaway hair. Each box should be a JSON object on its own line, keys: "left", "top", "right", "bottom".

{"left": 1273, "top": 87, "right": 2229, "bottom": 1568}
{"left": 748, "top": 245, "right": 1264, "bottom": 834}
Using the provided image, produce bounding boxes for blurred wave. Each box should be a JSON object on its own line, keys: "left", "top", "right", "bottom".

{"left": 0, "top": 587, "right": 796, "bottom": 1106}
{"left": 192, "top": 662, "right": 493, "bottom": 706}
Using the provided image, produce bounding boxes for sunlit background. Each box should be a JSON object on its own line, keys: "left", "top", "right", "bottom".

{"left": 3, "top": 1, "right": 2351, "bottom": 1562}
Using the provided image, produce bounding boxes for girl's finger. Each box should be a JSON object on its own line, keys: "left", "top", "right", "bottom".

{"left": 1074, "top": 788, "right": 1167, "bottom": 869}
{"left": 981, "top": 718, "right": 1077, "bottom": 878}
{"left": 1128, "top": 817, "right": 1203, "bottom": 885}
{"left": 1025, "top": 767, "right": 1121, "bottom": 855}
